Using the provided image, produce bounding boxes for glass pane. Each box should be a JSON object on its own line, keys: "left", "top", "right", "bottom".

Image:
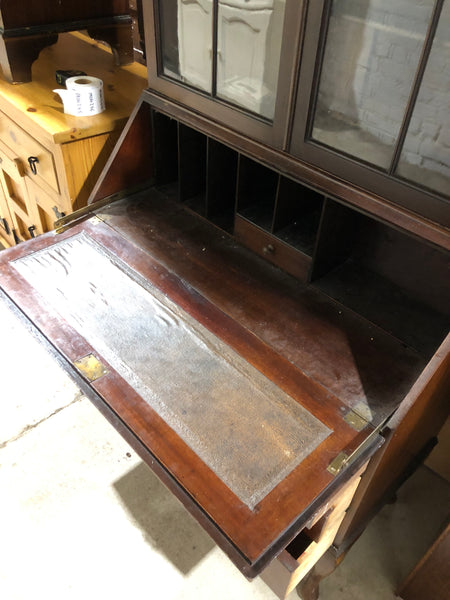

{"left": 159, "top": 0, "right": 213, "bottom": 93}
{"left": 311, "top": 0, "right": 434, "bottom": 169}
{"left": 216, "top": 0, "right": 286, "bottom": 120}
{"left": 396, "top": 1, "right": 450, "bottom": 197}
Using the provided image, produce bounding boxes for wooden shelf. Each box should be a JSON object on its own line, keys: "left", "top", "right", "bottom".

{"left": 150, "top": 110, "right": 326, "bottom": 282}
{"left": 0, "top": 31, "right": 147, "bottom": 145}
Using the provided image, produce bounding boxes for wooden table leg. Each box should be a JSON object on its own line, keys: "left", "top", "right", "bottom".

{"left": 296, "top": 549, "right": 344, "bottom": 600}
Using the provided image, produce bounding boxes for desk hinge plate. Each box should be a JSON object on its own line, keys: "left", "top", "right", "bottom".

{"left": 73, "top": 354, "right": 108, "bottom": 382}
{"left": 344, "top": 409, "right": 369, "bottom": 432}
{"left": 327, "top": 452, "right": 349, "bottom": 476}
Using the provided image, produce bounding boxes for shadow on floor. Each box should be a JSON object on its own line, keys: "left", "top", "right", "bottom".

{"left": 319, "top": 466, "right": 450, "bottom": 600}
{"left": 113, "top": 461, "right": 215, "bottom": 575}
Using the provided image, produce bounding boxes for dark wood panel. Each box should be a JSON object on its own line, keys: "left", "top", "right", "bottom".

{"left": 152, "top": 109, "right": 178, "bottom": 186}
{"left": 206, "top": 138, "right": 238, "bottom": 231}
{"left": 236, "top": 155, "right": 279, "bottom": 232}
{"left": 312, "top": 208, "right": 450, "bottom": 357}
{"left": 310, "top": 198, "right": 360, "bottom": 281}
{"left": 273, "top": 177, "right": 324, "bottom": 256}
{"left": 0, "top": 1, "right": 130, "bottom": 28}
{"left": 178, "top": 123, "right": 207, "bottom": 213}
{"left": 90, "top": 98, "right": 154, "bottom": 203}
{"left": 315, "top": 260, "right": 449, "bottom": 358}
{"left": 334, "top": 332, "right": 450, "bottom": 552}
{"left": 352, "top": 218, "right": 450, "bottom": 316}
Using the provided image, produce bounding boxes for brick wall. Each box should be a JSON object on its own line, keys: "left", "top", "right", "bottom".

{"left": 316, "top": 0, "right": 449, "bottom": 184}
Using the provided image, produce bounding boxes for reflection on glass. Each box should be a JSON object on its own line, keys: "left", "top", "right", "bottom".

{"left": 158, "top": 0, "right": 286, "bottom": 119}
{"left": 159, "top": 0, "right": 213, "bottom": 92}
{"left": 397, "top": 2, "right": 450, "bottom": 197}
{"left": 216, "top": 0, "right": 286, "bottom": 119}
{"left": 311, "top": 0, "right": 434, "bottom": 169}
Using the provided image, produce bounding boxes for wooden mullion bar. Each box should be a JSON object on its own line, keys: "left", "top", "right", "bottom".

{"left": 388, "top": 0, "right": 444, "bottom": 175}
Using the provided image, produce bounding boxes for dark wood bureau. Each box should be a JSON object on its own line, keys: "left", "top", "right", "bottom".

{"left": 0, "top": 1, "right": 448, "bottom": 598}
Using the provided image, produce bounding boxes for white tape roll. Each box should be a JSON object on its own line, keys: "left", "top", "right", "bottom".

{"left": 55, "top": 76, "right": 105, "bottom": 117}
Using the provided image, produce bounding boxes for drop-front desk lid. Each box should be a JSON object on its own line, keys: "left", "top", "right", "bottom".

{"left": 0, "top": 192, "right": 395, "bottom": 577}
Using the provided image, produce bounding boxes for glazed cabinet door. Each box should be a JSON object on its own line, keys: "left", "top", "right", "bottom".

{"left": 144, "top": 0, "right": 303, "bottom": 147}
{"left": 290, "top": 0, "right": 450, "bottom": 227}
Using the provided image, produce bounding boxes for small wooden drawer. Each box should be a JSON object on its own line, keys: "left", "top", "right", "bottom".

{"left": 0, "top": 141, "right": 26, "bottom": 179}
{"left": 0, "top": 111, "right": 59, "bottom": 194}
{"left": 235, "top": 215, "right": 312, "bottom": 282}
{"left": 0, "top": 142, "right": 43, "bottom": 242}
{"left": 261, "top": 469, "right": 365, "bottom": 599}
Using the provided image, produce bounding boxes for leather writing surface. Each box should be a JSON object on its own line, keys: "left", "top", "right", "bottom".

{"left": 13, "top": 232, "right": 331, "bottom": 509}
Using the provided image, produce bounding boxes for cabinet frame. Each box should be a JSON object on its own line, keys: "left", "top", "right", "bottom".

{"left": 143, "top": 0, "right": 305, "bottom": 148}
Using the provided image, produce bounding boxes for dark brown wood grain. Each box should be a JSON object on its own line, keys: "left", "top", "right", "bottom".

{"left": 310, "top": 198, "right": 360, "bottom": 281}
{"left": 0, "top": 34, "right": 58, "bottom": 83}
{"left": 90, "top": 97, "right": 154, "bottom": 203}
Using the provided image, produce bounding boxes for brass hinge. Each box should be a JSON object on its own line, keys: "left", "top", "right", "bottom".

{"left": 55, "top": 196, "right": 115, "bottom": 234}
{"left": 344, "top": 409, "right": 369, "bottom": 432}
{"left": 73, "top": 354, "right": 108, "bottom": 382}
{"left": 327, "top": 404, "right": 373, "bottom": 473}
{"left": 327, "top": 452, "right": 349, "bottom": 476}
{"left": 54, "top": 182, "right": 154, "bottom": 234}
{"left": 326, "top": 413, "right": 391, "bottom": 476}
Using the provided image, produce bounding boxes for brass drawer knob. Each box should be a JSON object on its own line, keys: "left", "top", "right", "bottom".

{"left": 263, "top": 244, "right": 275, "bottom": 255}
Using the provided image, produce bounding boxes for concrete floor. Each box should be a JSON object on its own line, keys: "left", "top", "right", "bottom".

{"left": 0, "top": 294, "right": 449, "bottom": 600}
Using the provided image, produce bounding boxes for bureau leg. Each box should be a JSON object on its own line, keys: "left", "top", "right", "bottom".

{"left": 296, "top": 570, "right": 321, "bottom": 600}
{"left": 296, "top": 549, "right": 343, "bottom": 600}
{"left": 87, "top": 23, "right": 134, "bottom": 66}
{"left": 0, "top": 34, "right": 58, "bottom": 83}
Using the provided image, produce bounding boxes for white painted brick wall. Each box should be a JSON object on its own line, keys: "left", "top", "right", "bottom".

{"left": 316, "top": 0, "right": 449, "bottom": 187}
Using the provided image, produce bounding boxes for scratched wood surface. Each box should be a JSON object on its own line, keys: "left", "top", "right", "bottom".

{"left": 0, "top": 201, "right": 383, "bottom": 575}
